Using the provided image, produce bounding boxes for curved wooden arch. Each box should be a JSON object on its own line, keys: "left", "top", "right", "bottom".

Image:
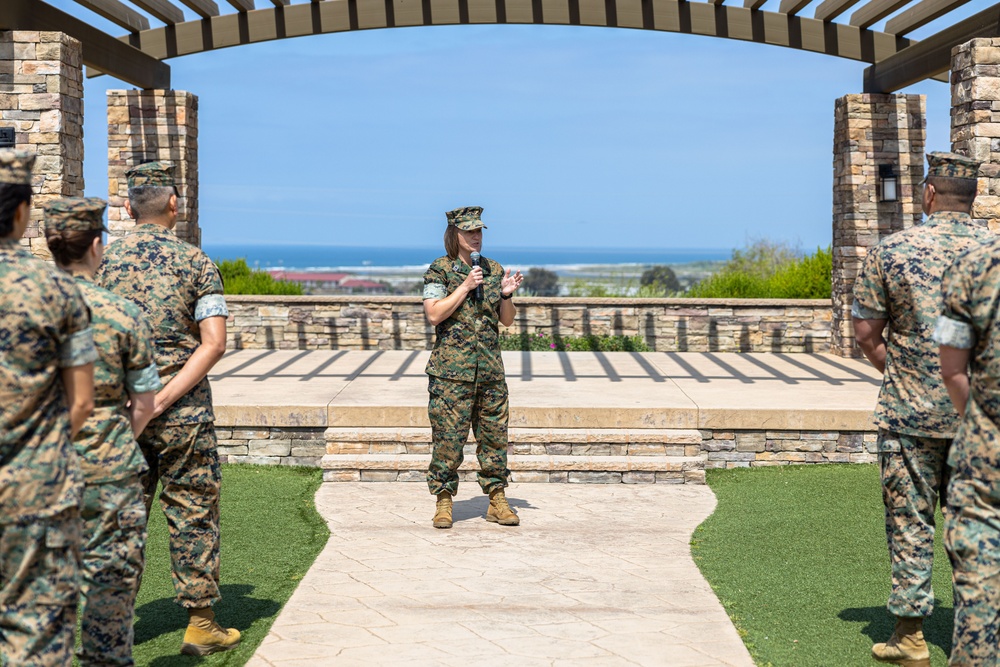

{"left": 111, "top": 0, "right": 923, "bottom": 73}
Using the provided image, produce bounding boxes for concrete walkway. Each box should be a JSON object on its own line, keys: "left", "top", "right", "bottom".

{"left": 248, "top": 483, "right": 754, "bottom": 667}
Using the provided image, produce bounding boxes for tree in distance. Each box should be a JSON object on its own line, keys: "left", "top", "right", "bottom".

{"left": 522, "top": 267, "right": 560, "bottom": 296}
{"left": 640, "top": 265, "right": 681, "bottom": 295}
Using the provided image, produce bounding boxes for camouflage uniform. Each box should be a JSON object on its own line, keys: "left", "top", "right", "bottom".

{"left": 934, "top": 236, "right": 1000, "bottom": 666}
{"left": 853, "top": 198, "right": 992, "bottom": 619}
{"left": 44, "top": 197, "right": 163, "bottom": 666}
{"left": 0, "top": 150, "right": 98, "bottom": 667}
{"left": 96, "top": 162, "right": 229, "bottom": 610}
{"left": 423, "top": 207, "right": 511, "bottom": 496}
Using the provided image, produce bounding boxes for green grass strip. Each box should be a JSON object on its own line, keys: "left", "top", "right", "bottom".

{"left": 132, "top": 464, "right": 329, "bottom": 666}
{"left": 694, "top": 464, "right": 954, "bottom": 667}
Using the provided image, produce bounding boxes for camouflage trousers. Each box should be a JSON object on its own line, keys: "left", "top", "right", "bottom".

{"left": 878, "top": 430, "right": 951, "bottom": 618}
{"left": 944, "top": 468, "right": 1000, "bottom": 667}
{"left": 139, "top": 421, "right": 221, "bottom": 609}
{"left": 427, "top": 376, "right": 511, "bottom": 496}
{"left": 0, "top": 508, "right": 80, "bottom": 667}
{"left": 78, "top": 477, "right": 146, "bottom": 667}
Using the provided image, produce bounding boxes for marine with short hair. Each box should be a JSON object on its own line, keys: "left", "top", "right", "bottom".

{"left": 96, "top": 161, "right": 238, "bottom": 656}
{"left": 0, "top": 151, "right": 98, "bottom": 666}
{"left": 44, "top": 196, "right": 162, "bottom": 666}
{"left": 852, "top": 151, "right": 993, "bottom": 667}
{"left": 422, "top": 206, "right": 524, "bottom": 528}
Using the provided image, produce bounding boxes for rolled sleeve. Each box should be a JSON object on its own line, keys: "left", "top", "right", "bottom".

{"left": 933, "top": 315, "right": 975, "bottom": 349}
{"left": 126, "top": 362, "right": 162, "bottom": 394}
{"left": 423, "top": 283, "right": 447, "bottom": 300}
{"left": 59, "top": 328, "right": 98, "bottom": 368}
{"left": 852, "top": 301, "right": 887, "bottom": 320}
{"left": 194, "top": 294, "right": 229, "bottom": 321}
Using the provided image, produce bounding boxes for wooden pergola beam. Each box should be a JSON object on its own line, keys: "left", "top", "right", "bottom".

{"left": 850, "top": 0, "right": 911, "bottom": 29}
{"left": 268, "top": 0, "right": 289, "bottom": 6}
{"left": 176, "top": 0, "right": 220, "bottom": 18}
{"left": 73, "top": 0, "right": 150, "bottom": 32}
{"left": 2, "top": 0, "right": 170, "bottom": 88}
{"left": 779, "top": 0, "right": 814, "bottom": 17}
{"left": 865, "top": 1, "right": 1000, "bottom": 92}
{"left": 884, "top": 0, "right": 968, "bottom": 36}
{"left": 126, "top": 0, "right": 185, "bottom": 25}
{"left": 744, "top": 0, "right": 767, "bottom": 10}
{"left": 225, "top": 0, "right": 255, "bottom": 11}
{"left": 814, "top": 0, "right": 863, "bottom": 21}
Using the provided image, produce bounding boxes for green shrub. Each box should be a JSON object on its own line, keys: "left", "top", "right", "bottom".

{"left": 216, "top": 258, "right": 304, "bottom": 295}
{"left": 500, "top": 332, "right": 651, "bottom": 352}
{"left": 686, "top": 242, "right": 831, "bottom": 299}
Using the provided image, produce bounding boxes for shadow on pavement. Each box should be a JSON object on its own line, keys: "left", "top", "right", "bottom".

{"left": 452, "top": 494, "right": 537, "bottom": 523}
{"left": 839, "top": 606, "right": 952, "bottom": 656}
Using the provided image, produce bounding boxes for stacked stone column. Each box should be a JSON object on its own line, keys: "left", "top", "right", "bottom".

{"left": 0, "top": 31, "right": 84, "bottom": 259}
{"left": 831, "top": 94, "right": 925, "bottom": 357}
{"left": 952, "top": 38, "right": 1000, "bottom": 231}
{"left": 107, "top": 90, "right": 199, "bottom": 246}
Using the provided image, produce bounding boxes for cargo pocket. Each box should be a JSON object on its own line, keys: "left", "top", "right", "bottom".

{"left": 114, "top": 506, "right": 147, "bottom": 586}
{"left": 36, "top": 520, "right": 80, "bottom": 607}
{"left": 880, "top": 452, "right": 909, "bottom": 510}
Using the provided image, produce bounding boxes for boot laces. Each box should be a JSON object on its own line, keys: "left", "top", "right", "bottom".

{"left": 493, "top": 495, "right": 512, "bottom": 512}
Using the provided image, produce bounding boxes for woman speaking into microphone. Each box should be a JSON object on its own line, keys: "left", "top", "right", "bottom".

{"left": 421, "top": 206, "right": 523, "bottom": 529}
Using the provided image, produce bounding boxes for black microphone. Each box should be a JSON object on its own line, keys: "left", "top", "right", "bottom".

{"left": 470, "top": 251, "right": 483, "bottom": 302}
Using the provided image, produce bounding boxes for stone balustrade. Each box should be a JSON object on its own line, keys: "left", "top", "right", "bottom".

{"left": 225, "top": 295, "right": 833, "bottom": 353}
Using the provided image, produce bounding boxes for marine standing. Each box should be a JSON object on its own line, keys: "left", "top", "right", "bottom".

{"left": 852, "top": 152, "right": 991, "bottom": 667}
{"left": 935, "top": 229, "right": 1000, "bottom": 667}
{"left": 422, "top": 206, "right": 524, "bottom": 529}
{"left": 44, "top": 196, "right": 162, "bottom": 666}
{"left": 96, "top": 162, "right": 238, "bottom": 655}
{"left": 0, "top": 151, "right": 97, "bottom": 665}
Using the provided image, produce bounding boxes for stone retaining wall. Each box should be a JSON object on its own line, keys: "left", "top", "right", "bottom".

{"left": 226, "top": 296, "right": 833, "bottom": 354}
{"left": 215, "top": 425, "right": 877, "bottom": 470}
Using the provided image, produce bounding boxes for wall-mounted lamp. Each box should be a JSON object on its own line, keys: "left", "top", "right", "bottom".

{"left": 878, "top": 163, "right": 898, "bottom": 203}
{"left": 0, "top": 128, "right": 14, "bottom": 149}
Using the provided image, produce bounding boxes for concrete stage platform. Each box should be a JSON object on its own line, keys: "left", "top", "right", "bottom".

{"left": 209, "top": 351, "right": 883, "bottom": 483}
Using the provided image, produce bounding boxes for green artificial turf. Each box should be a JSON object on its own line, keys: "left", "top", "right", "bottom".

{"left": 132, "top": 464, "right": 329, "bottom": 667}
{"left": 693, "top": 464, "right": 954, "bottom": 667}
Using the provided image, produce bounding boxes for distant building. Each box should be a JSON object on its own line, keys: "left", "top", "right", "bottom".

{"left": 339, "top": 279, "right": 389, "bottom": 294}
{"left": 267, "top": 270, "right": 348, "bottom": 291}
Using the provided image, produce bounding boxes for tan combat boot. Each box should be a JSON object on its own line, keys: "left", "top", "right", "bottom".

{"left": 181, "top": 607, "right": 242, "bottom": 656}
{"left": 433, "top": 492, "right": 453, "bottom": 529}
{"left": 486, "top": 488, "right": 520, "bottom": 526}
{"left": 871, "top": 617, "right": 930, "bottom": 667}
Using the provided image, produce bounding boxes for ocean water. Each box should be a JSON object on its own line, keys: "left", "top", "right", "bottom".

{"left": 203, "top": 244, "right": 732, "bottom": 273}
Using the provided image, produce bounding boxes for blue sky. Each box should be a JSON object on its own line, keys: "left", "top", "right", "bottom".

{"left": 50, "top": 0, "right": 985, "bottom": 250}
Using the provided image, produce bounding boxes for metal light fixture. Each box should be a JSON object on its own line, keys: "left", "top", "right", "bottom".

{"left": 878, "top": 163, "right": 898, "bottom": 203}
{"left": 0, "top": 128, "right": 13, "bottom": 149}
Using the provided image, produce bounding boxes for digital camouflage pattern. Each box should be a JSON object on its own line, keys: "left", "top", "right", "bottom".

{"left": 139, "top": 423, "right": 221, "bottom": 608}
{"left": 73, "top": 275, "right": 160, "bottom": 484}
{"left": 878, "top": 430, "right": 950, "bottom": 617}
{"left": 0, "top": 238, "right": 96, "bottom": 524}
{"left": 0, "top": 149, "right": 34, "bottom": 185}
{"left": 125, "top": 161, "right": 175, "bottom": 188}
{"left": 43, "top": 197, "right": 108, "bottom": 233}
{"left": 96, "top": 223, "right": 228, "bottom": 425}
{"left": 423, "top": 255, "right": 506, "bottom": 382}
{"left": 926, "top": 152, "right": 980, "bottom": 180}
{"left": 0, "top": 509, "right": 81, "bottom": 667}
{"left": 426, "top": 376, "right": 510, "bottom": 496}
{"left": 935, "top": 235, "right": 1000, "bottom": 664}
{"left": 445, "top": 206, "right": 487, "bottom": 230}
{"left": 77, "top": 478, "right": 146, "bottom": 667}
{"left": 852, "top": 211, "right": 992, "bottom": 437}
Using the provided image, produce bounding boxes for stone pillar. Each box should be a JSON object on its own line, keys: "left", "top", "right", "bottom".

{"left": 831, "top": 94, "right": 925, "bottom": 357}
{"left": 0, "top": 31, "right": 84, "bottom": 259}
{"left": 952, "top": 38, "right": 1000, "bottom": 232}
{"left": 107, "top": 90, "right": 199, "bottom": 246}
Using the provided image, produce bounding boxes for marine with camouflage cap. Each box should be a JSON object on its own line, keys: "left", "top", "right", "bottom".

{"left": 853, "top": 151, "right": 992, "bottom": 667}
{"left": 44, "top": 196, "right": 162, "bottom": 666}
{"left": 0, "top": 151, "right": 98, "bottom": 666}
{"left": 422, "top": 206, "right": 524, "bottom": 528}
{"left": 95, "top": 161, "right": 238, "bottom": 656}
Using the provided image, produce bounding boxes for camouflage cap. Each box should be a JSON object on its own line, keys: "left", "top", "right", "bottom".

{"left": 0, "top": 149, "right": 35, "bottom": 185}
{"left": 446, "top": 206, "right": 487, "bottom": 231}
{"left": 44, "top": 197, "right": 109, "bottom": 234}
{"left": 126, "top": 161, "right": 176, "bottom": 188}
{"left": 926, "top": 152, "right": 980, "bottom": 180}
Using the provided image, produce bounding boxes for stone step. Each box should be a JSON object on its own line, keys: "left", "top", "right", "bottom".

{"left": 320, "top": 454, "right": 706, "bottom": 485}
{"left": 324, "top": 427, "right": 704, "bottom": 457}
